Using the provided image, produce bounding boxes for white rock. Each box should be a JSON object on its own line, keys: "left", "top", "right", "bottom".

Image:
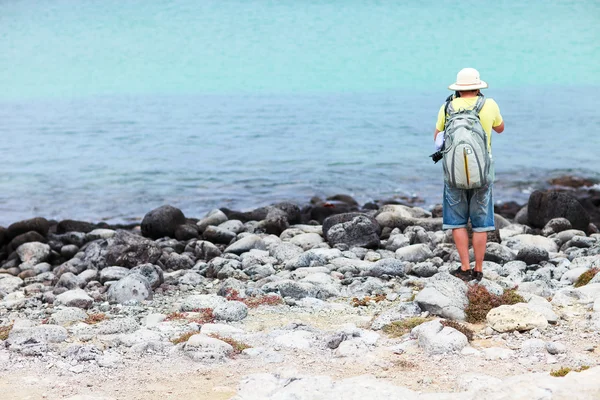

{"left": 273, "top": 330, "right": 314, "bottom": 349}
{"left": 55, "top": 289, "right": 94, "bottom": 309}
{"left": 184, "top": 334, "right": 233, "bottom": 361}
{"left": 201, "top": 323, "right": 245, "bottom": 337}
{"left": 486, "top": 303, "right": 548, "bottom": 332}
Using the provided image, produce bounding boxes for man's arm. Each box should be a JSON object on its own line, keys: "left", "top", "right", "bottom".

{"left": 434, "top": 129, "right": 441, "bottom": 140}
{"left": 493, "top": 121, "right": 504, "bottom": 133}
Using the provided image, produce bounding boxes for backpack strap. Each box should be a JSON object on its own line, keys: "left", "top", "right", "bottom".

{"left": 473, "top": 93, "right": 486, "bottom": 115}
{"left": 444, "top": 94, "right": 455, "bottom": 115}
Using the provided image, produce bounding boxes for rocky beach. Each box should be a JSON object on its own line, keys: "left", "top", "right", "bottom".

{"left": 1, "top": 182, "right": 600, "bottom": 400}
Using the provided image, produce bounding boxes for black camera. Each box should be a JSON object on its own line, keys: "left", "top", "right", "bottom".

{"left": 430, "top": 150, "right": 443, "bottom": 163}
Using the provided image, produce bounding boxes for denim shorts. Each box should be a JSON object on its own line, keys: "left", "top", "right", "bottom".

{"left": 442, "top": 183, "right": 495, "bottom": 232}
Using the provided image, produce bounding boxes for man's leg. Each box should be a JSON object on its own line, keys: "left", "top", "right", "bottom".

{"left": 452, "top": 228, "right": 471, "bottom": 271}
{"left": 472, "top": 231, "right": 487, "bottom": 272}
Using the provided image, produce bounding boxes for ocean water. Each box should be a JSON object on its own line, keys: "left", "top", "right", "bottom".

{"left": 1, "top": 0, "right": 599, "bottom": 225}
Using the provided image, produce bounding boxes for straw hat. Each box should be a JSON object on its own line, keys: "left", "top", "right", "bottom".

{"left": 448, "top": 68, "right": 488, "bottom": 91}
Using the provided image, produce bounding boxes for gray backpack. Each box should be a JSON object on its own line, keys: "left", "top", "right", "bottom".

{"left": 442, "top": 94, "right": 491, "bottom": 189}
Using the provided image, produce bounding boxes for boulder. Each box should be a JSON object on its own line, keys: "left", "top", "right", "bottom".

{"left": 6, "top": 217, "right": 50, "bottom": 241}
{"left": 141, "top": 205, "right": 186, "bottom": 239}
{"left": 224, "top": 235, "right": 266, "bottom": 255}
{"left": 395, "top": 244, "right": 433, "bottom": 263}
{"left": 364, "top": 258, "right": 407, "bottom": 278}
{"left": 323, "top": 213, "right": 380, "bottom": 249}
{"left": 99, "top": 266, "right": 130, "bottom": 283}
{"left": 197, "top": 209, "right": 228, "bottom": 233}
{"left": 130, "top": 263, "right": 164, "bottom": 289}
{"left": 203, "top": 226, "right": 236, "bottom": 244}
{"left": 213, "top": 301, "right": 248, "bottom": 322}
{"left": 188, "top": 240, "right": 222, "bottom": 261}
{"left": 415, "top": 272, "right": 468, "bottom": 320}
{"left": 107, "top": 273, "right": 153, "bottom": 304}
{"left": 8, "top": 231, "right": 47, "bottom": 253}
{"left": 486, "top": 303, "right": 548, "bottom": 332}
{"left": 516, "top": 246, "right": 549, "bottom": 265}
{"left": 484, "top": 242, "right": 515, "bottom": 264}
{"left": 55, "top": 289, "right": 94, "bottom": 309}
{"left": 528, "top": 191, "right": 590, "bottom": 231}
{"left": 174, "top": 224, "right": 199, "bottom": 241}
{"left": 411, "top": 319, "right": 468, "bottom": 354}
{"left": 104, "top": 231, "right": 162, "bottom": 268}
{"left": 56, "top": 220, "right": 96, "bottom": 234}
{"left": 184, "top": 334, "right": 233, "bottom": 362}
{"left": 502, "top": 234, "right": 558, "bottom": 253}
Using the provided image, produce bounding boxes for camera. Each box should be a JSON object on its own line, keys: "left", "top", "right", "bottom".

{"left": 430, "top": 150, "right": 443, "bottom": 163}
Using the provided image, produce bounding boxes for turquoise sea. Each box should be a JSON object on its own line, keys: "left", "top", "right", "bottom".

{"left": 1, "top": 0, "right": 599, "bottom": 224}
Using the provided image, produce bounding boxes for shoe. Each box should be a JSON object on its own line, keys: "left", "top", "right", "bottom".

{"left": 472, "top": 270, "right": 483, "bottom": 281}
{"left": 451, "top": 268, "right": 472, "bottom": 281}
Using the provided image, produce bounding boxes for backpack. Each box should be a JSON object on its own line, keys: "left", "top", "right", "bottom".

{"left": 441, "top": 94, "right": 491, "bottom": 189}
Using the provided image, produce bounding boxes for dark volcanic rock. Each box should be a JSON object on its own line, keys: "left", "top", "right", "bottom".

{"left": 494, "top": 201, "right": 522, "bottom": 220}
{"left": 141, "top": 205, "right": 186, "bottom": 240}
{"left": 528, "top": 191, "right": 589, "bottom": 231}
{"left": 516, "top": 246, "right": 550, "bottom": 265}
{"left": 307, "top": 203, "right": 354, "bottom": 224}
{"left": 174, "top": 224, "right": 200, "bottom": 241}
{"left": 57, "top": 220, "right": 96, "bottom": 234}
{"left": 0, "top": 226, "right": 5, "bottom": 247}
{"left": 326, "top": 194, "right": 359, "bottom": 207}
{"left": 105, "top": 231, "right": 162, "bottom": 268}
{"left": 258, "top": 207, "right": 290, "bottom": 235}
{"left": 323, "top": 213, "right": 381, "bottom": 249}
{"left": 7, "top": 218, "right": 50, "bottom": 241}
{"left": 8, "top": 231, "right": 47, "bottom": 253}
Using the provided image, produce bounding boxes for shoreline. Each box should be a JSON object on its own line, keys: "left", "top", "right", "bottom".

{"left": 0, "top": 177, "right": 599, "bottom": 399}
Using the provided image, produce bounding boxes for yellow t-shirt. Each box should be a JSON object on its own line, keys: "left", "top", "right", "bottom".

{"left": 435, "top": 97, "right": 503, "bottom": 149}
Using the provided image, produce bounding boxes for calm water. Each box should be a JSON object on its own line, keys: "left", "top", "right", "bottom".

{"left": 1, "top": 1, "right": 599, "bottom": 224}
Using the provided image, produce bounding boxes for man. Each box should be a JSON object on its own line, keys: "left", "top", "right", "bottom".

{"left": 434, "top": 68, "right": 504, "bottom": 281}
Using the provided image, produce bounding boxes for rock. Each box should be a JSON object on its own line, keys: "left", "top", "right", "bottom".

{"left": 201, "top": 323, "right": 245, "bottom": 337}
{"left": 97, "top": 351, "right": 122, "bottom": 368}
{"left": 385, "top": 234, "right": 410, "bottom": 251}
{"left": 560, "top": 268, "right": 591, "bottom": 285}
{"left": 323, "top": 213, "right": 380, "bottom": 249}
{"left": 86, "top": 229, "right": 116, "bottom": 241}
{"left": 174, "top": 224, "right": 199, "bottom": 240}
{"left": 0, "top": 276, "right": 23, "bottom": 294}
{"left": 57, "top": 220, "right": 96, "bottom": 234}
{"left": 484, "top": 242, "right": 515, "bottom": 264}
{"left": 141, "top": 205, "right": 186, "bottom": 239}
{"left": 371, "top": 302, "right": 422, "bottom": 330}
{"left": 55, "top": 289, "right": 94, "bottom": 309}
{"left": 411, "top": 319, "right": 468, "bottom": 354}
{"left": 49, "top": 307, "right": 88, "bottom": 325}
{"left": 203, "top": 225, "right": 237, "bottom": 244}
{"left": 263, "top": 280, "right": 318, "bottom": 299}
{"left": 180, "top": 294, "right": 226, "bottom": 311}
{"left": 189, "top": 240, "right": 222, "bottom": 261}
{"left": 364, "top": 258, "right": 407, "bottom": 278}
{"left": 130, "top": 263, "right": 164, "bottom": 289}
{"left": 486, "top": 303, "right": 548, "bottom": 332}
{"left": 411, "top": 261, "right": 438, "bottom": 278}
{"left": 219, "top": 220, "right": 245, "bottom": 234}
{"left": 503, "top": 234, "right": 558, "bottom": 253}
{"left": 269, "top": 242, "right": 304, "bottom": 263}
{"left": 257, "top": 207, "right": 290, "bottom": 235}
{"left": 213, "top": 301, "right": 248, "bottom": 322}
{"left": 55, "top": 272, "right": 85, "bottom": 290}
{"left": 184, "top": 334, "right": 233, "bottom": 362}
{"left": 515, "top": 206, "right": 529, "bottom": 225}
{"left": 179, "top": 271, "right": 207, "bottom": 286}
{"left": 61, "top": 244, "right": 80, "bottom": 259}
{"left": 107, "top": 274, "right": 153, "bottom": 304}
{"left": 7, "top": 324, "right": 68, "bottom": 355}
{"left": 456, "top": 374, "right": 503, "bottom": 393}
{"left": 6, "top": 217, "right": 50, "bottom": 241}
{"left": 415, "top": 272, "right": 468, "bottom": 321}
{"left": 516, "top": 246, "right": 549, "bottom": 265}
{"left": 528, "top": 191, "right": 590, "bottom": 231}
{"left": 7, "top": 231, "right": 47, "bottom": 253}
{"left": 224, "top": 235, "right": 266, "bottom": 255}
{"left": 546, "top": 342, "right": 567, "bottom": 355}
{"left": 100, "top": 266, "right": 130, "bottom": 283}
{"left": 542, "top": 218, "right": 572, "bottom": 236}
{"left": 197, "top": 209, "right": 229, "bottom": 233}
{"left": 551, "top": 287, "right": 592, "bottom": 306}
{"left": 16, "top": 242, "right": 51, "bottom": 265}
{"left": 104, "top": 231, "right": 162, "bottom": 268}
{"left": 289, "top": 233, "right": 324, "bottom": 250}
{"left": 395, "top": 244, "right": 433, "bottom": 263}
